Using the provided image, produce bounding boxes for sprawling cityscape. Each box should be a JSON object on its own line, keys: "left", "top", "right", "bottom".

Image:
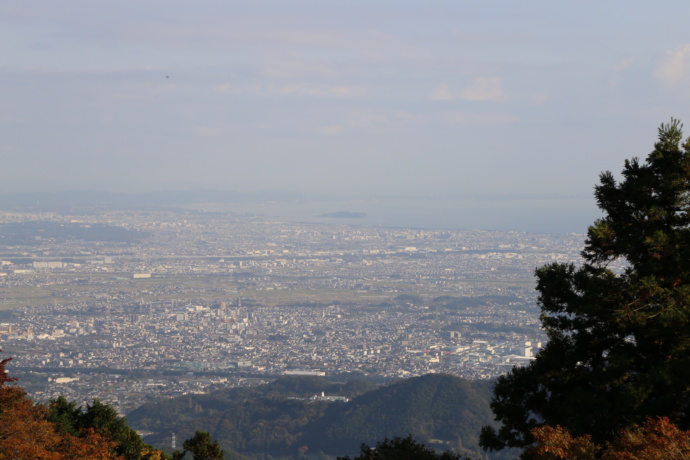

{"left": 0, "top": 209, "right": 596, "bottom": 415}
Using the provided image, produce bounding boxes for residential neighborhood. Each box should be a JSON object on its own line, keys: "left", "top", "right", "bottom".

{"left": 0, "top": 209, "right": 596, "bottom": 414}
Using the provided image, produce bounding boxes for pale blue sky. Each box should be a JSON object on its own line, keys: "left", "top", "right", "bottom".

{"left": 2, "top": 1, "right": 690, "bottom": 211}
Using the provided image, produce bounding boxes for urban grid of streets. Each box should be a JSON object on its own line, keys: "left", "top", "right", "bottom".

{"left": 0, "top": 210, "right": 595, "bottom": 414}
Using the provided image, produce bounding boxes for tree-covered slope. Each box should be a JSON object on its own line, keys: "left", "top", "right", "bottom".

{"left": 130, "top": 374, "right": 512, "bottom": 458}
{"left": 146, "top": 396, "right": 331, "bottom": 455}
{"left": 128, "top": 375, "right": 376, "bottom": 433}
{"left": 298, "top": 374, "right": 495, "bottom": 457}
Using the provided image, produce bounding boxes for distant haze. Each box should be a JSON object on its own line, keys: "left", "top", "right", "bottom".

{"left": 0, "top": 190, "right": 597, "bottom": 234}
{"left": 2, "top": 1, "right": 688, "bottom": 231}
{"left": 189, "top": 194, "right": 599, "bottom": 234}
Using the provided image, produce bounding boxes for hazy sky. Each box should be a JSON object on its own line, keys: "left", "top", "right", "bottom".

{"left": 3, "top": 1, "right": 690, "bottom": 203}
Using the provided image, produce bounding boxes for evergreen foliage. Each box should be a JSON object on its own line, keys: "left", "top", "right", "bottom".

{"left": 0, "top": 353, "right": 165, "bottom": 460}
{"left": 335, "top": 435, "right": 466, "bottom": 460}
{"left": 299, "top": 374, "right": 494, "bottom": 456}
{"left": 133, "top": 374, "right": 503, "bottom": 458}
{"left": 128, "top": 375, "right": 376, "bottom": 433}
{"left": 200, "top": 397, "right": 330, "bottom": 453}
{"left": 173, "top": 430, "right": 225, "bottom": 460}
{"left": 480, "top": 119, "right": 690, "bottom": 452}
{"left": 48, "top": 396, "right": 153, "bottom": 459}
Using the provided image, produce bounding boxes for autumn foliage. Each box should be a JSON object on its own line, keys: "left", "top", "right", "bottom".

{"left": 0, "top": 354, "right": 164, "bottom": 460}
{"left": 525, "top": 417, "right": 690, "bottom": 460}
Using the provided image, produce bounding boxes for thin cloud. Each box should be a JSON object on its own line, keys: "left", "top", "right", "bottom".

{"left": 213, "top": 83, "right": 363, "bottom": 98}
{"left": 430, "top": 78, "right": 507, "bottom": 102}
{"left": 430, "top": 83, "right": 453, "bottom": 101}
{"left": 459, "top": 77, "right": 506, "bottom": 101}
{"left": 657, "top": 44, "right": 690, "bottom": 87}
{"left": 609, "top": 57, "right": 635, "bottom": 87}
{"left": 260, "top": 60, "right": 336, "bottom": 79}
{"left": 279, "top": 85, "right": 360, "bottom": 98}
{"left": 446, "top": 111, "right": 518, "bottom": 125}
{"left": 345, "top": 109, "right": 419, "bottom": 127}
{"left": 612, "top": 57, "right": 635, "bottom": 72}
{"left": 528, "top": 92, "right": 548, "bottom": 105}
{"left": 319, "top": 125, "right": 343, "bottom": 135}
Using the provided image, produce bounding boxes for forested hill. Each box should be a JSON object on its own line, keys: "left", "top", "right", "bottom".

{"left": 127, "top": 375, "right": 377, "bottom": 430}
{"left": 129, "top": 374, "right": 516, "bottom": 459}
{"left": 296, "top": 373, "right": 495, "bottom": 455}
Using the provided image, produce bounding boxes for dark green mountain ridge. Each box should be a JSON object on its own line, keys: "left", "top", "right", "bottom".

{"left": 128, "top": 374, "right": 515, "bottom": 459}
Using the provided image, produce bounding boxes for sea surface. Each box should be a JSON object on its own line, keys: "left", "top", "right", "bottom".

{"left": 188, "top": 195, "right": 600, "bottom": 234}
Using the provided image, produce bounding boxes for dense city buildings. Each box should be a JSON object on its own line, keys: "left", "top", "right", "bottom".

{"left": 0, "top": 210, "right": 599, "bottom": 414}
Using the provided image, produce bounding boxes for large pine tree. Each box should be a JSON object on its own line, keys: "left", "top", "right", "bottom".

{"left": 480, "top": 119, "right": 690, "bottom": 452}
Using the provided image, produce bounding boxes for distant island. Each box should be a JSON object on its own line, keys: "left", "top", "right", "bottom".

{"left": 317, "top": 211, "right": 368, "bottom": 219}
